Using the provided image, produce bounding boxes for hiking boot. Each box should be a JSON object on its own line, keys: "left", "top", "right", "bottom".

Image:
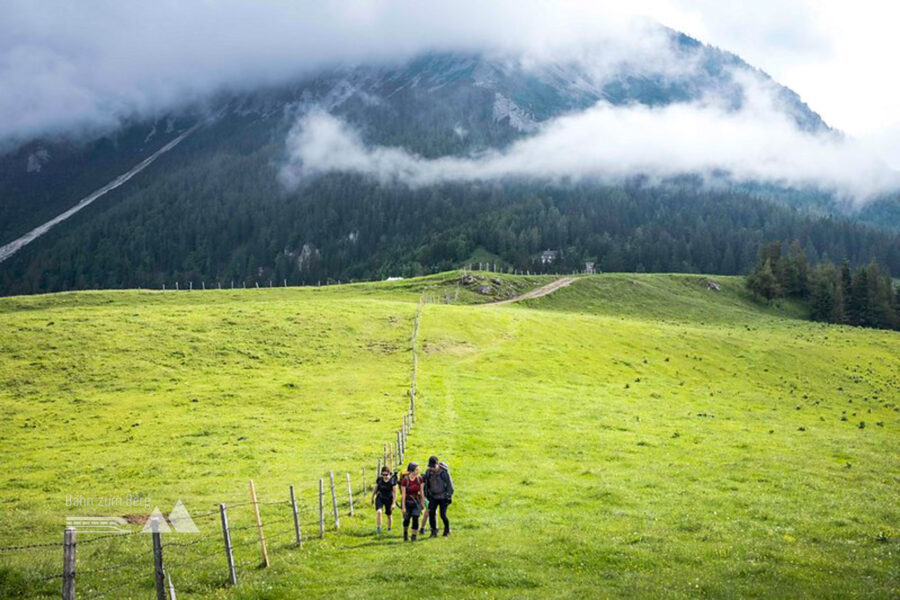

{"left": 376, "top": 526, "right": 381, "bottom": 535}
{"left": 403, "top": 528, "right": 409, "bottom": 542}
{"left": 443, "top": 529, "right": 450, "bottom": 537}
{"left": 429, "top": 530, "right": 438, "bottom": 538}
{"left": 411, "top": 534, "right": 417, "bottom": 542}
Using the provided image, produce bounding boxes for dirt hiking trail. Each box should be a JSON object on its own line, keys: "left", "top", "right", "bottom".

{"left": 487, "top": 276, "right": 576, "bottom": 306}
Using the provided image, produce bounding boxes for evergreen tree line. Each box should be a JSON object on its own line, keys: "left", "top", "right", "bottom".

{"left": 2, "top": 112, "right": 899, "bottom": 296}
{"left": 747, "top": 241, "right": 900, "bottom": 330}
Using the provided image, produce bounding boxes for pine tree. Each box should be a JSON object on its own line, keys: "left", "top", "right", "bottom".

{"left": 784, "top": 240, "right": 810, "bottom": 298}
{"left": 810, "top": 263, "right": 841, "bottom": 322}
{"left": 841, "top": 260, "right": 853, "bottom": 307}
{"left": 847, "top": 268, "right": 869, "bottom": 327}
{"left": 748, "top": 258, "right": 780, "bottom": 301}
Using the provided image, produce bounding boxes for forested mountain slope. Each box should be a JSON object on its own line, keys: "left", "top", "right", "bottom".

{"left": 1, "top": 30, "right": 897, "bottom": 295}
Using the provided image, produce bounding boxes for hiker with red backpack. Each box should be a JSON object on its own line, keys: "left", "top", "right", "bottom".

{"left": 399, "top": 462, "right": 425, "bottom": 542}
{"left": 422, "top": 455, "right": 454, "bottom": 537}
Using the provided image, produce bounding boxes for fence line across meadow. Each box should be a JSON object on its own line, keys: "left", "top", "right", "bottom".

{"left": 138, "top": 263, "right": 567, "bottom": 292}
{"left": 0, "top": 296, "right": 426, "bottom": 600}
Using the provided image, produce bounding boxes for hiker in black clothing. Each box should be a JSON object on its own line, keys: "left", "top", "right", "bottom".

{"left": 400, "top": 462, "right": 425, "bottom": 542}
{"left": 370, "top": 466, "right": 397, "bottom": 535}
{"left": 422, "top": 455, "right": 454, "bottom": 537}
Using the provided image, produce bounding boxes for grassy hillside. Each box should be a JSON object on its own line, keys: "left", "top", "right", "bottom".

{"left": 521, "top": 273, "right": 809, "bottom": 323}
{"left": 1, "top": 273, "right": 898, "bottom": 598}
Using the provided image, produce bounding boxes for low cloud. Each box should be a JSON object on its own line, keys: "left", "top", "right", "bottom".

{"left": 6, "top": 0, "right": 900, "bottom": 189}
{"left": 0, "top": 0, "right": 672, "bottom": 145}
{"left": 281, "top": 79, "right": 900, "bottom": 202}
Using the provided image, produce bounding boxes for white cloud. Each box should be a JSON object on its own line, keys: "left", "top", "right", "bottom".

{"left": 3, "top": 0, "right": 900, "bottom": 184}
{"left": 633, "top": 0, "right": 900, "bottom": 167}
{"left": 0, "top": 0, "right": 670, "bottom": 144}
{"left": 281, "top": 81, "right": 899, "bottom": 202}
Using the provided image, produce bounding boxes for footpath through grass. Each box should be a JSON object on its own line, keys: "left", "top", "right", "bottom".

{"left": 0, "top": 273, "right": 898, "bottom": 598}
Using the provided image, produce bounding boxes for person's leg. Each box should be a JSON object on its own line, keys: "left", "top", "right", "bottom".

{"left": 411, "top": 515, "right": 419, "bottom": 541}
{"left": 428, "top": 500, "right": 438, "bottom": 535}
{"left": 420, "top": 500, "right": 428, "bottom": 534}
{"left": 387, "top": 513, "right": 393, "bottom": 531}
{"left": 376, "top": 508, "right": 382, "bottom": 534}
{"left": 439, "top": 500, "right": 450, "bottom": 535}
{"left": 403, "top": 513, "right": 411, "bottom": 541}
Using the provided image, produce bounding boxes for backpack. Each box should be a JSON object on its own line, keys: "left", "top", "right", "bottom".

{"left": 427, "top": 468, "right": 448, "bottom": 498}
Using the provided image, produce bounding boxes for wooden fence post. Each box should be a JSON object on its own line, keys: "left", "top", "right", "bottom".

{"left": 62, "top": 527, "right": 75, "bottom": 600}
{"left": 329, "top": 471, "right": 340, "bottom": 529}
{"left": 249, "top": 480, "right": 270, "bottom": 568}
{"left": 219, "top": 504, "right": 237, "bottom": 586}
{"left": 397, "top": 431, "right": 402, "bottom": 464}
{"left": 346, "top": 473, "right": 354, "bottom": 517}
{"left": 318, "top": 479, "right": 325, "bottom": 538}
{"left": 290, "top": 485, "right": 302, "bottom": 546}
{"left": 152, "top": 519, "right": 165, "bottom": 600}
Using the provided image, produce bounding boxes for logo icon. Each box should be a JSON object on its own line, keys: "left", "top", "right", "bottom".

{"left": 67, "top": 499, "right": 199, "bottom": 534}
{"left": 141, "top": 500, "right": 199, "bottom": 534}
{"left": 64, "top": 516, "right": 130, "bottom": 534}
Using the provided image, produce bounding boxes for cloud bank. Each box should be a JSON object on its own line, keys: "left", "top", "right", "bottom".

{"left": 0, "top": 0, "right": 669, "bottom": 145}
{"left": 5, "top": 0, "right": 900, "bottom": 198}
{"left": 281, "top": 89, "right": 899, "bottom": 201}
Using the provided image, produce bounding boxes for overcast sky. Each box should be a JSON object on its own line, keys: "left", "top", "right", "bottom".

{"left": 634, "top": 0, "right": 900, "bottom": 169}
{"left": 2, "top": 0, "right": 898, "bottom": 174}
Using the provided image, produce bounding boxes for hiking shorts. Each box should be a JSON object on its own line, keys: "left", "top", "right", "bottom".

{"left": 375, "top": 496, "right": 393, "bottom": 515}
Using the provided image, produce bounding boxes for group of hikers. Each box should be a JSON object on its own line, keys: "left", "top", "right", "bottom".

{"left": 370, "top": 455, "right": 454, "bottom": 541}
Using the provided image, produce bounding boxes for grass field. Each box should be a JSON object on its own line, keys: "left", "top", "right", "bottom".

{"left": 1, "top": 272, "right": 898, "bottom": 598}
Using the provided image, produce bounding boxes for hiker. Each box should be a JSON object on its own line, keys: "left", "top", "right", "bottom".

{"left": 371, "top": 466, "right": 397, "bottom": 535}
{"left": 422, "top": 455, "right": 454, "bottom": 537}
{"left": 399, "top": 462, "right": 425, "bottom": 542}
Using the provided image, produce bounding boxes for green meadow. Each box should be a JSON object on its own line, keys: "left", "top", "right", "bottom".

{"left": 1, "top": 272, "right": 898, "bottom": 598}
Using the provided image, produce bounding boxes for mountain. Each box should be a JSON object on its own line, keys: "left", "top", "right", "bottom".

{"left": 1, "top": 29, "right": 898, "bottom": 295}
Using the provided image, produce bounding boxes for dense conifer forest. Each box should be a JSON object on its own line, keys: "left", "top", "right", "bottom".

{"left": 747, "top": 241, "right": 900, "bottom": 330}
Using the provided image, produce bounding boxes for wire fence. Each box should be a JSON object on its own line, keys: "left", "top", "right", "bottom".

{"left": 0, "top": 470, "right": 391, "bottom": 599}
{"left": 0, "top": 296, "right": 426, "bottom": 600}
{"left": 0, "top": 294, "right": 426, "bottom": 600}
